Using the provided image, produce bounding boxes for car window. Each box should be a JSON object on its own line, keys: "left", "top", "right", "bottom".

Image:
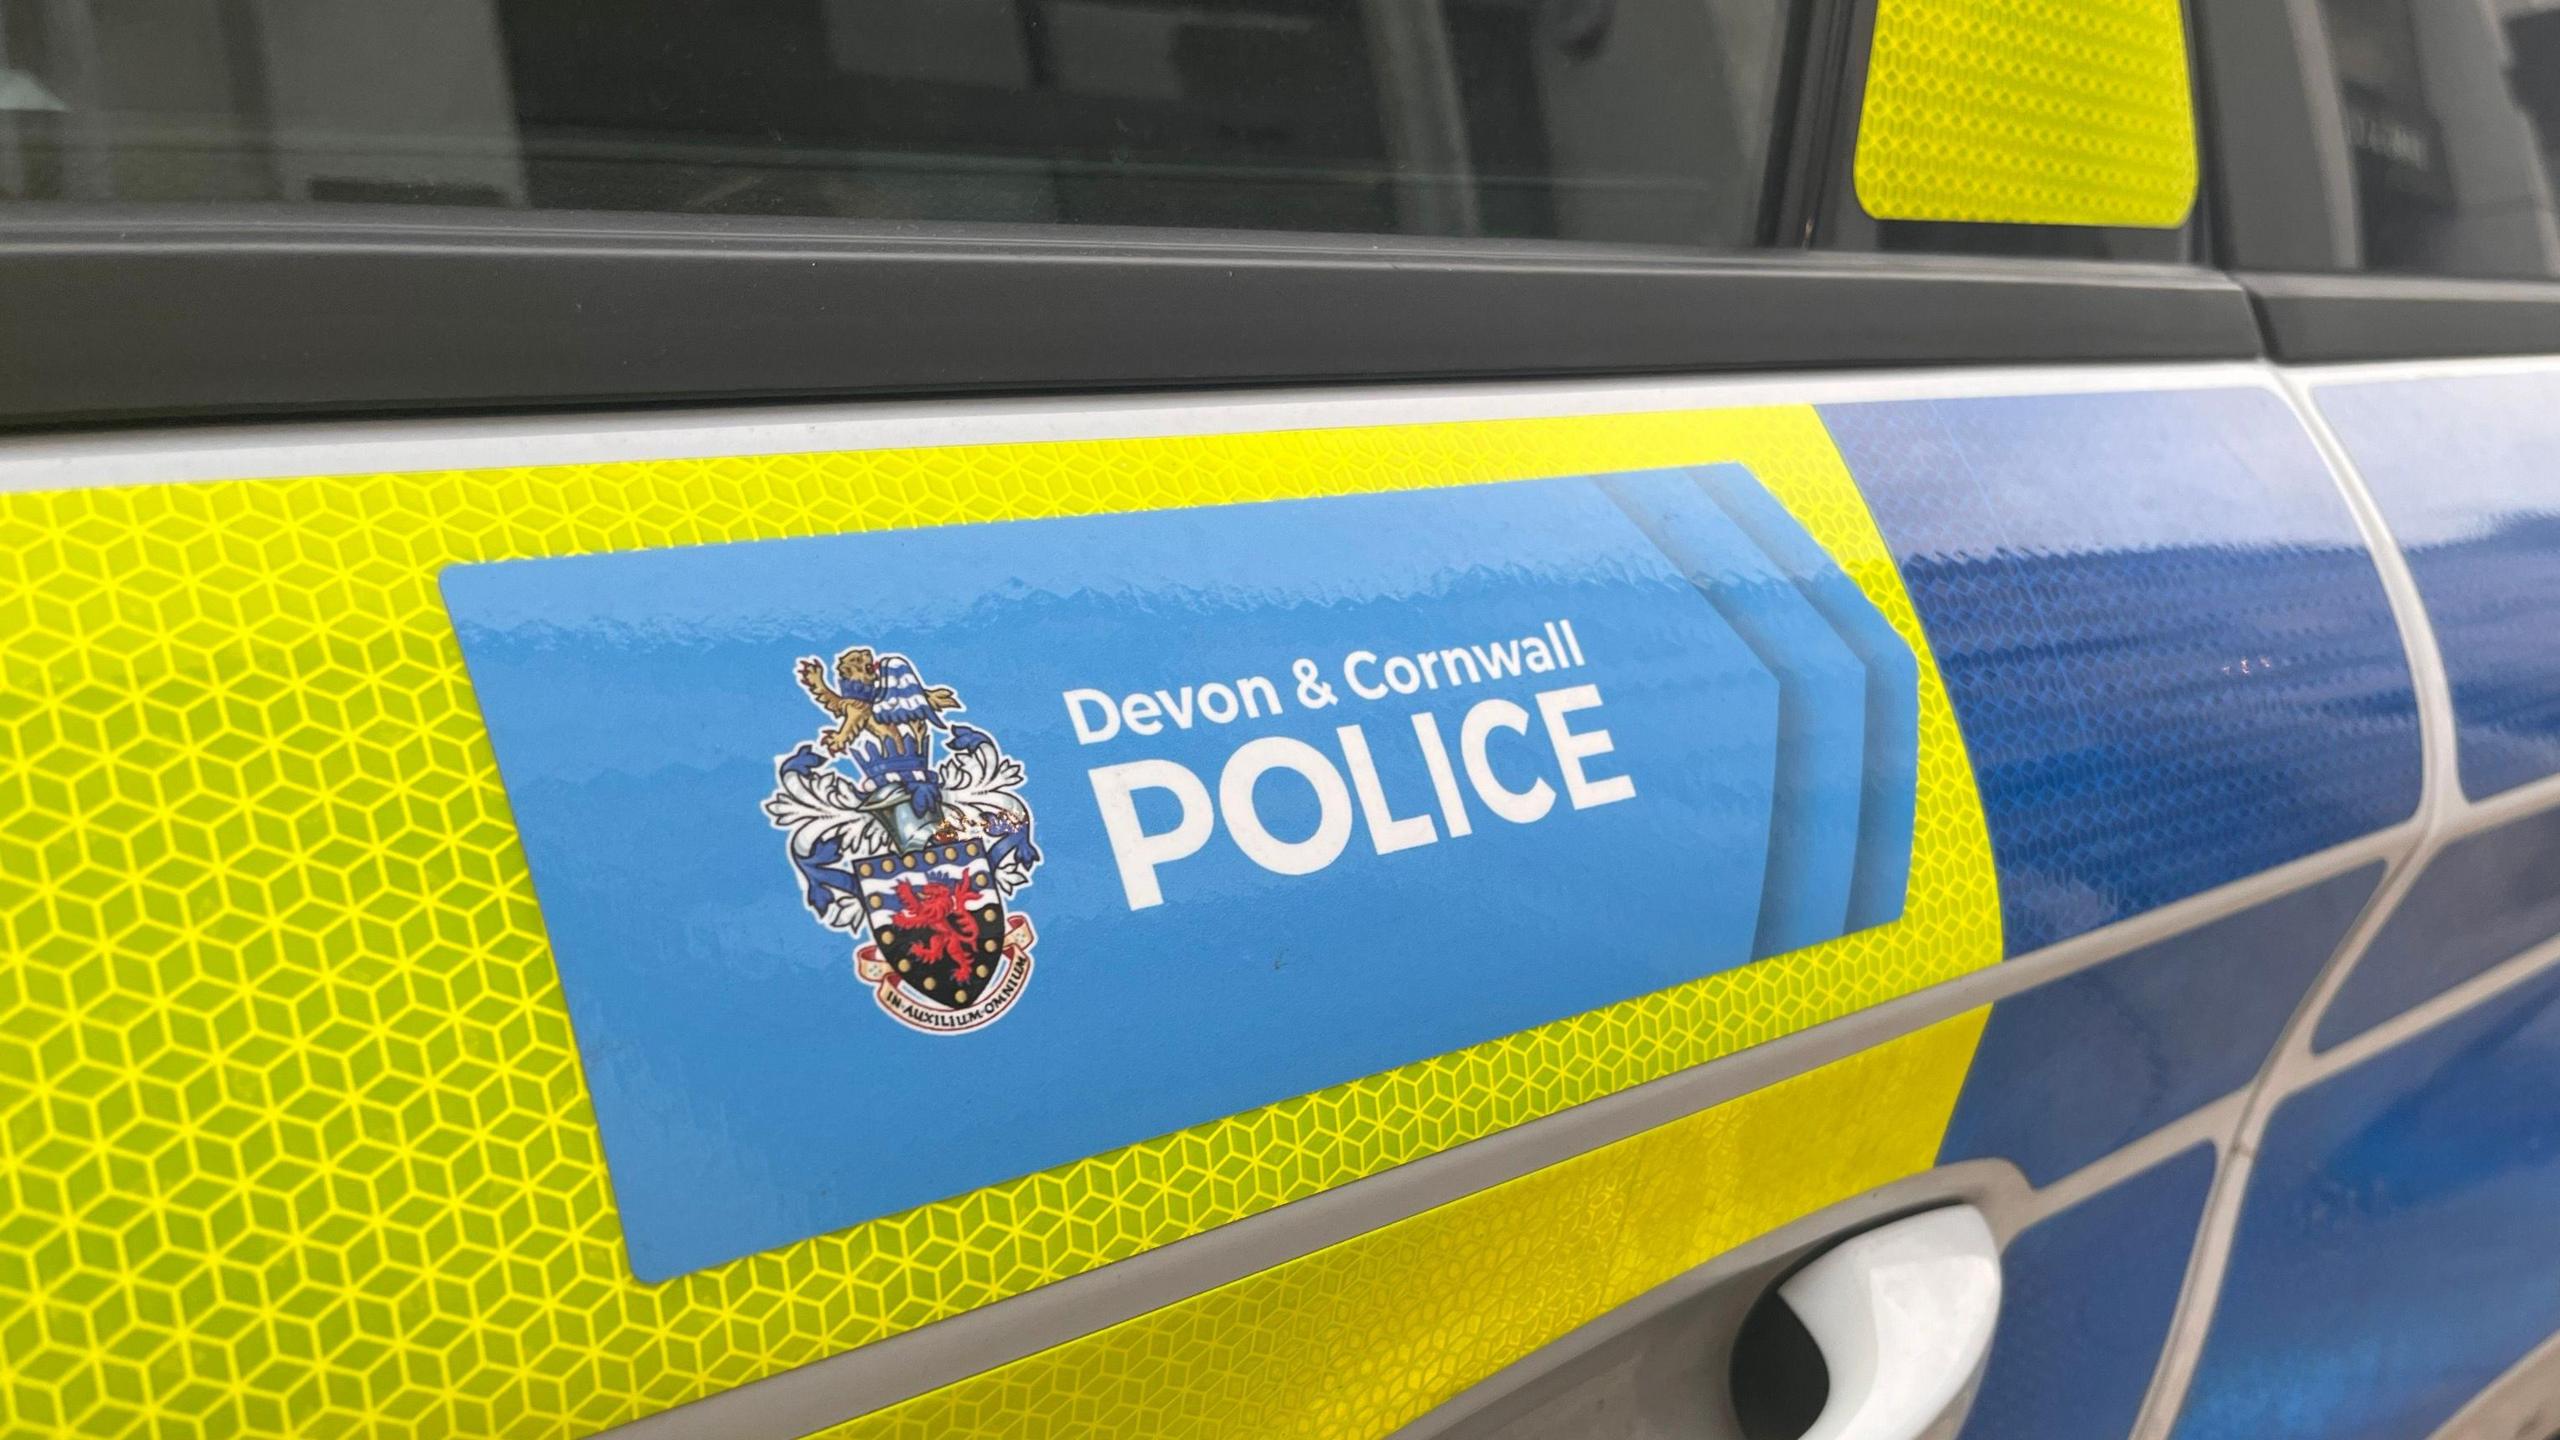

{"left": 0, "top": 0, "right": 1814, "bottom": 249}
{"left": 2317, "top": 0, "right": 2560, "bottom": 278}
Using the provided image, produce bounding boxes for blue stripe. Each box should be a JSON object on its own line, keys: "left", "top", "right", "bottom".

{"left": 1826, "top": 389, "right": 2422, "bottom": 954}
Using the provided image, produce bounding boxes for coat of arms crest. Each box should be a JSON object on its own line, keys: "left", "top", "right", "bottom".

{"left": 763, "top": 645, "right": 1041, "bottom": 1033}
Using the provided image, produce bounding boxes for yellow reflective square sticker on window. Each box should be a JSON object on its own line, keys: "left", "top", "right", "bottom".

{"left": 1855, "top": 0, "right": 2199, "bottom": 229}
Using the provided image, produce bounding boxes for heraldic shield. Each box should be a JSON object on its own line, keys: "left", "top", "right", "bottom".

{"left": 847, "top": 837, "right": 1036, "bottom": 1033}
{"left": 856, "top": 840, "right": 1008, "bottom": 1003}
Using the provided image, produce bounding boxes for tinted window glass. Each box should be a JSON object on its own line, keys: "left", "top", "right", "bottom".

{"left": 2318, "top": 0, "right": 2560, "bottom": 278}
{"left": 0, "top": 0, "right": 1807, "bottom": 248}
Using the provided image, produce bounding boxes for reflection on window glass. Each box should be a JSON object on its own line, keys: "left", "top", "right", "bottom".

{"left": 0, "top": 0, "right": 1806, "bottom": 248}
{"left": 2321, "top": 0, "right": 2560, "bottom": 277}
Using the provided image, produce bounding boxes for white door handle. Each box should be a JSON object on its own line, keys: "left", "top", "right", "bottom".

{"left": 1777, "top": 1205, "right": 2002, "bottom": 1440}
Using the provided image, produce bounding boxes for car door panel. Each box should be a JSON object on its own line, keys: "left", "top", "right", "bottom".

{"left": 1, "top": 357, "right": 2496, "bottom": 1439}
{"left": 2135, "top": 358, "right": 2560, "bottom": 1440}
{"left": 0, "top": 391, "right": 2014, "bottom": 1437}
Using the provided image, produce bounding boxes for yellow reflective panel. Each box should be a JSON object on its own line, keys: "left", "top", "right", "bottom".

{"left": 0, "top": 408, "right": 1998, "bottom": 1437}
{"left": 818, "top": 1010, "right": 1990, "bottom": 1439}
{"left": 1855, "top": 0, "right": 2199, "bottom": 228}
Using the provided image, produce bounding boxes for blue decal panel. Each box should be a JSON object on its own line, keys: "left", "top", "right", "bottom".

{"left": 2315, "top": 370, "right": 2560, "bottom": 800}
{"left": 1943, "top": 864, "right": 2378, "bottom": 1187}
{"left": 1961, "top": 1145, "right": 2216, "bottom": 1440}
{"left": 441, "top": 465, "right": 1915, "bottom": 1281}
{"left": 2176, "top": 965, "right": 2560, "bottom": 1440}
{"left": 2318, "top": 806, "right": 2560, "bottom": 1050}
{"left": 1824, "top": 389, "right": 2422, "bottom": 955}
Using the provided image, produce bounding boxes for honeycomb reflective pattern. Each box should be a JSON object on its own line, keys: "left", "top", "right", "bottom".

{"left": 0, "top": 408, "right": 2002, "bottom": 1438}
{"left": 816, "top": 1012, "right": 1988, "bottom": 1440}
{"left": 1854, "top": 0, "right": 2198, "bottom": 228}
{"left": 1824, "top": 389, "right": 2423, "bottom": 955}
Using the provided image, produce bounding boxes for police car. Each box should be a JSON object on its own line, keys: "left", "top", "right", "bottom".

{"left": 2, "top": 2, "right": 2557, "bottom": 1438}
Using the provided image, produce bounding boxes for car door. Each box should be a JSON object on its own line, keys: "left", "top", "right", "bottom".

{"left": 2, "top": 4, "right": 2550, "bottom": 1440}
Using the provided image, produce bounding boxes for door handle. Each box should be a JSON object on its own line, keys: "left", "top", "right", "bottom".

{"left": 1778, "top": 1205, "right": 2002, "bottom": 1440}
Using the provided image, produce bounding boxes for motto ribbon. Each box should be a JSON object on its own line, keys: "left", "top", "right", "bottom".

{"left": 856, "top": 914, "right": 1038, "bottom": 1034}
